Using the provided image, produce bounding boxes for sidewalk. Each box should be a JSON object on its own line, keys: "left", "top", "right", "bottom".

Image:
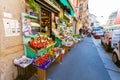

{"left": 46, "top": 37, "right": 111, "bottom": 80}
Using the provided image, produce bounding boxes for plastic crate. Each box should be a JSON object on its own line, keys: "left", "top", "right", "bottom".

{"left": 25, "top": 46, "right": 47, "bottom": 59}
{"left": 25, "top": 46, "right": 37, "bottom": 59}
{"left": 32, "top": 59, "right": 51, "bottom": 70}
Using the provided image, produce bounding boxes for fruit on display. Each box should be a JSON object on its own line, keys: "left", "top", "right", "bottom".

{"left": 49, "top": 51, "right": 55, "bottom": 58}
{"left": 34, "top": 54, "right": 50, "bottom": 66}
{"left": 38, "top": 37, "right": 43, "bottom": 42}
{"left": 45, "top": 39, "right": 50, "bottom": 46}
{"left": 61, "top": 34, "right": 67, "bottom": 39}
{"left": 30, "top": 40, "right": 38, "bottom": 49}
{"left": 50, "top": 39, "right": 55, "bottom": 43}
{"left": 52, "top": 48, "right": 58, "bottom": 53}
{"left": 37, "top": 41, "right": 43, "bottom": 49}
{"left": 29, "top": 37, "right": 55, "bottom": 49}
{"left": 42, "top": 54, "right": 49, "bottom": 61}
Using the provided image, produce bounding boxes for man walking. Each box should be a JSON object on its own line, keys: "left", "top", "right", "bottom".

{"left": 79, "top": 28, "right": 82, "bottom": 36}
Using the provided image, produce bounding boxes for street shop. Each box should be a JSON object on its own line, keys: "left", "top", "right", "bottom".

{"left": 14, "top": 13, "right": 80, "bottom": 80}
{"left": 13, "top": 0, "right": 81, "bottom": 80}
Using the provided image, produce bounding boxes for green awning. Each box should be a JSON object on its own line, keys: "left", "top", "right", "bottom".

{"left": 60, "top": 0, "right": 74, "bottom": 17}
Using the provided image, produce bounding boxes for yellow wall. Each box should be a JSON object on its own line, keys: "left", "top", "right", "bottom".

{"left": 76, "top": 21, "right": 82, "bottom": 34}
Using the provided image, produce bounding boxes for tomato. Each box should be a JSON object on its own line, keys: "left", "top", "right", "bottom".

{"left": 37, "top": 42, "right": 43, "bottom": 49}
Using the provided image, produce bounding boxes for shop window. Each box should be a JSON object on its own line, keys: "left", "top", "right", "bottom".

{"left": 41, "top": 9, "right": 51, "bottom": 34}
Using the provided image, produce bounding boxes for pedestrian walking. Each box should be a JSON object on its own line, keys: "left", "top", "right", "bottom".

{"left": 81, "top": 28, "right": 86, "bottom": 40}
{"left": 79, "top": 28, "right": 82, "bottom": 36}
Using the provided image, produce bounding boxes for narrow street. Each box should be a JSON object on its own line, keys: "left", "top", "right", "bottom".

{"left": 46, "top": 37, "right": 112, "bottom": 80}
{"left": 1, "top": 1, "right": 120, "bottom": 80}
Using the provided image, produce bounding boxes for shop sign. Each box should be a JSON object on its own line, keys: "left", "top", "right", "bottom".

{"left": 2, "top": 18, "right": 20, "bottom": 37}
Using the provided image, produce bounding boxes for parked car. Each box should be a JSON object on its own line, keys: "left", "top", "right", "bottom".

{"left": 112, "top": 41, "right": 120, "bottom": 64}
{"left": 93, "top": 30, "right": 104, "bottom": 39}
{"left": 92, "top": 27, "right": 102, "bottom": 35}
{"left": 101, "top": 31, "right": 113, "bottom": 51}
{"left": 101, "top": 29, "right": 120, "bottom": 52}
{"left": 111, "top": 29, "right": 120, "bottom": 48}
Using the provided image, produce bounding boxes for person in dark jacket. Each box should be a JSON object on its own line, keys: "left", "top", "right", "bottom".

{"left": 79, "top": 28, "right": 82, "bottom": 36}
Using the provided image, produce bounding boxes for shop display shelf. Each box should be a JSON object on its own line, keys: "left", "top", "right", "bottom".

{"left": 24, "top": 14, "right": 39, "bottom": 20}
{"left": 25, "top": 43, "right": 56, "bottom": 59}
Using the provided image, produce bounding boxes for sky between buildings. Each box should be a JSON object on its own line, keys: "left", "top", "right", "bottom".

{"left": 88, "top": 0, "right": 120, "bottom": 25}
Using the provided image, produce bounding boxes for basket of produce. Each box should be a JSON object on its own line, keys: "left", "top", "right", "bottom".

{"left": 32, "top": 54, "right": 51, "bottom": 70}
{"left": 37, "top": 49, "right": 48, "bottom": 56}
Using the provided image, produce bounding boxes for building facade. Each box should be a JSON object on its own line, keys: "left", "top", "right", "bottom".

{"left": 0, "top": 0, "right": 89, "bottom": 80}
{"left": 106, "top": 11, "right": 117, "bottom": 26}
{"left": 69, "top": 0, "right": 89, "bottom": 34}
{"left": 89, "top": 13, "right": 100, "bottom": 28}
{"left": 0, "top": 0, "right": 25, "bottom": 80}
{"left": 0, "top": 0, "right": 75, "bottom": 80}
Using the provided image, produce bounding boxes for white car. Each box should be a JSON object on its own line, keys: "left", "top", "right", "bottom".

{"left": 111, "top": 29, "right": 120, "bottom": 48}
{"left": 112, "top": 41, "right": 120, "bottom": 64}
{"left": 101, "top": 29, "right": 120, "bottom": 52}
{"left": 101, "top": 31, "right": 113, "bottom": 51}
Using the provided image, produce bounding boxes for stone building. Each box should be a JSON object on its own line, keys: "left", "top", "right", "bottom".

{"left": 89, "top": 13, "right": 100, "bottom": 28}
{"left": 76, "top": 0, "right": 89, "bottom": 34}
{"left": 0, "top": 0, "right": 25, "bottom": 80}
{"left": 0, "top": 0, "right": 89, "bottom": 80}
{"left": 0, "top": 0, "right": 75, "bottom": 80}
{"left": 106, "top": 11, "right": 117, "bottom": 26}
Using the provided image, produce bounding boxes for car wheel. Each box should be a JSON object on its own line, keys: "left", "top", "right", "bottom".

{"left": 105, "top": 44, "right": 112, "bottom": 52}
{"left": 112, "top": 52, "right": 119, "bottom": 64}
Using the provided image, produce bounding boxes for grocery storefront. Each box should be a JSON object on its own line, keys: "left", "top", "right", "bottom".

{"left": 0, "top": 0, "right": 80, "bottom": 80}
{"left": 35, "top": 0, "right": 61, "bottom": 36}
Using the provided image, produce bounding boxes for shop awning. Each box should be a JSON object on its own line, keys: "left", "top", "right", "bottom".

{"left": 59, "top": 0, "right": 74, "bottom": 17}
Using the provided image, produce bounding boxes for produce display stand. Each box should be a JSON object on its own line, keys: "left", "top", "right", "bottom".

{"left": 62, "top": 44, "right": 72, "bottom": 54}
{"left": 37, "top": 54, "right": 61, "bottom": 80}
{"left": 37, "top": 69, "right": 46, "bottom": 80}
{"left": 52, "top": 25, "right": 81, "bottom": 55}
{"left": 15, "top": 64, "right": 37, "bottom": 80}
{"left": 24, "top": 38, "right": 62, "bottom": 80}
{"left": 23, "top": 26, "right": 80, "bottom": 80}
{"left": 20, "top": 12, "right": 81, "bottom": 80}
{"left": 14, "top": 56, "right": 37, "bottom": 80}
{"left": 25, "top": 43, "right": 55, "bottom": 59}
{"left": 31, "top": 51, "right": 61, "bottom": 80}
{"left": 20, "top": 12, "right": 64, "bottom": 80}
